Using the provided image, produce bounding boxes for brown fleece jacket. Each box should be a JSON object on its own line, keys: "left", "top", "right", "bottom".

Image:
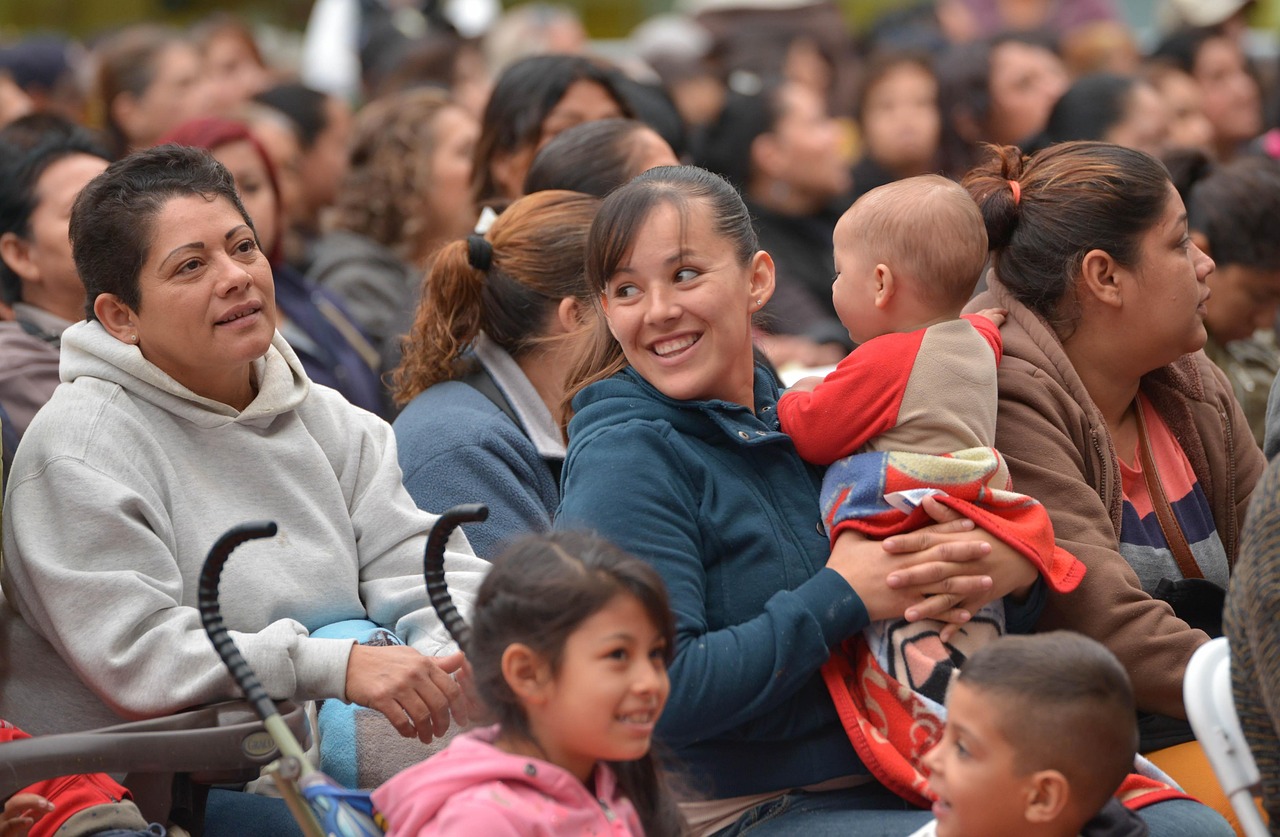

{"left": 967, "top": 278, "right": 1263, "bottom": 719}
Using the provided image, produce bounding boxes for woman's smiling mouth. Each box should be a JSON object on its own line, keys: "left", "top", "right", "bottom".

{"left": 651, "top": 333, "right": 700, "bottom": 358}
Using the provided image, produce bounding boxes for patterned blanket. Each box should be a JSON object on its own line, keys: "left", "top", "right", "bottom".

{"left": 819, "top": 448, "right": 1101, "bottom": 804}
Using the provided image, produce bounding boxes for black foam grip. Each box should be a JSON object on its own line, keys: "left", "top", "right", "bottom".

{"left": 197, "top": 521, "right": 280, "bottom": 723}
{"left": 423, "top": 504, "right": 488, "bottom": 653}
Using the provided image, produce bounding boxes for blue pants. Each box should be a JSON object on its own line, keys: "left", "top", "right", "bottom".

{"left": 711, "top": 785, "right": 1233, "bottom": 836}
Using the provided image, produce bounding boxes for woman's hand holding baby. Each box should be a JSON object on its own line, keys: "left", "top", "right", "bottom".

{"left": 345, "top": 645, "right": 470, "bottom": 743}
{"left": 828, "top": 496, "right": 1036, "bottom": 639}
{"left": 882, "top": 496, "right": 1037, "bottom": 640}
{"left": 827, "top": 519, "right": 994, "bottom": 625}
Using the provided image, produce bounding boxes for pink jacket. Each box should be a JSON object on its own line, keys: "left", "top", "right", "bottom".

{"left": 372, "top": 726, "right": 644, "bottom": 836}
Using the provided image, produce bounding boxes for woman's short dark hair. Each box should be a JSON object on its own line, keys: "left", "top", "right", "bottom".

{"left": 524, "top": 118, "right": 663, "bottom": 196}
{"left": 964, "top": 141, "right": 1170, "bottom": 336}
{"left": 70, "top": 144, "right": 252, "bottom": 320}
{"left": 471, "top": 54, "right": 631, "bottom": 205}
{"left": 0, "top": 115, "right": 110, "bottom": 304}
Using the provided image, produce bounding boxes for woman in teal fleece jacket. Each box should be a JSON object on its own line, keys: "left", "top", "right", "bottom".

{"left": 555, "top": 166, "right": 1232, "bottom": 836}
{"left": 555, "top": 166, "right": 1039, "bottom": 835}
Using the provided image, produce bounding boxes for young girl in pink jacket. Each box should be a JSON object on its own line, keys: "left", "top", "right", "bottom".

{"left": 372, "top": 531, "right": 686, "bottom": 836}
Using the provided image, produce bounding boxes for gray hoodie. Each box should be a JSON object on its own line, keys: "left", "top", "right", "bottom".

{"left": 0, "top": 321, "right": 487, "bottom": 733}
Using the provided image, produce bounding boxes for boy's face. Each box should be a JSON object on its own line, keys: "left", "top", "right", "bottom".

{"left": 922, "top": 681, "right": 1033, "bottom": 837}
{"left": 831, "top": 212, "right": 881, "bottom": 344}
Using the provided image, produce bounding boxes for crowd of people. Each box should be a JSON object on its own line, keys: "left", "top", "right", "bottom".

{"left": 3, "top": 0, "right": 1280, "bottom": 835}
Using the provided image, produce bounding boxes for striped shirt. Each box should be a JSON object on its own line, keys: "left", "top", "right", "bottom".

{"left": 1117, "top": 395, "right": 1229, "bottom": 593}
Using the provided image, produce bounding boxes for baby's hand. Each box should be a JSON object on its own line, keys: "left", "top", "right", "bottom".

{"left": 787, "top": 375, "right": 824, "bottom": 394}
{"left": 1, "top": 794, "right": 54, "bottom": 836}
{"left": 974, "top": 308, "right": 1007, "bottom": 327}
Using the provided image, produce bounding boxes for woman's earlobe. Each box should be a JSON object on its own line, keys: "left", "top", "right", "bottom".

{"left": 1079, "top": 248, "right": 1122, "bottom": 307}
{"left": 749, "top": 250, "right": 776, "bottom": 305}
{"left": 0, "top": 232, "right": 36, "bottom": 283}
{"left": 92, "top": 294, "right": 137, "bottom": 342}
{"left": 556, "top": 297, "right": 582, "bottom": 334}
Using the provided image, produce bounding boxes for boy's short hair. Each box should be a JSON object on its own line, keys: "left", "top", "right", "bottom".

{"left": 957, "top": 632, "right": 1137, "bottom": 816}
{"left": 842, "top": 174, "right": 988, "bottom": 309}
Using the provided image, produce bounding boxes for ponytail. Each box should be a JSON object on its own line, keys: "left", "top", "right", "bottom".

{"left": 392, "top": 238, "right": 484, "bottom": 404}
{"left": 965, "top": 143, "right": 1026, "bottom": 252}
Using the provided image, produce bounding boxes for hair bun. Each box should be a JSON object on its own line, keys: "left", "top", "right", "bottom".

{"left": 467, "top": 234, "right": 493, "bottom": 272}
{"left": 964, "top": 144, "right": 1027, "bottom": 251}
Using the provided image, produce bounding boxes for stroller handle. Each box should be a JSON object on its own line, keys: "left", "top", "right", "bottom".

{"left": 198, "top": 521, "right": 280, "bottom": 725}
{"left": 423, "top": 504, "right": 488, "bottom": 653}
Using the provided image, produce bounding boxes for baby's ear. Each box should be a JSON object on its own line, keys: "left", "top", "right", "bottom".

{"left": 873, "top": 264, "right": 895, "bottom": 309}
{"left": 1023, "top": 769, "right": 1070, "bottom": 825}
{"left": 501, "top": 643, "right": 554, "bottom": 705}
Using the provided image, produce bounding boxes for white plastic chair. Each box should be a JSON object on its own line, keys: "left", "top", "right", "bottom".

{"left": 1183, "top": 636, "right": 1269, "bottom": 837}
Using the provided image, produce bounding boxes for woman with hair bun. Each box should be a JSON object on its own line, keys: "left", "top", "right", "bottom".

{"left": 392, "top": 189, "right": 600, "bottom": 557}
{"left": 965, "top": 141, "right": 1262, "bottom": 821}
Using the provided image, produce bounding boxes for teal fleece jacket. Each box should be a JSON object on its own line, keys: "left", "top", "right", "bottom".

{"left": 557, "top": 365, "right": 870, "bottom": 798}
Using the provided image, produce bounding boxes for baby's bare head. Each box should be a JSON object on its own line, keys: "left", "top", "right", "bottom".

{"left": 837, "top": 175, "right": 989, "bottom": 311}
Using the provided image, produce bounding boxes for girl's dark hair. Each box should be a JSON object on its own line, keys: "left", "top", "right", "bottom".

{"left": 963, "top": 141, "right": 1170, "bottom": 337}
{"left": 562, "top": 165, "right": 756, "bottom": 420}
{"left": 691, "top": 81, "right": 786, "bottom": 193}
{"left": 0, "top": 115, "right": 110, "bottom": 304}
{"left": 70, "top": 144, "right": 252, "bottom": 320}
{"left": 1167, "top": 149, "right": 1280, "bottom": 270}
{"left": 472, "top": 54, "right": 632, "bottom": 206}
{"left": 392, "top": 189, "right": 600, "bottom": 404}
{"left": 470, "top": 530, "right": 685, "bottom": 836}
{"left": 523, "top": 118, "right": 668, "bottom": 196}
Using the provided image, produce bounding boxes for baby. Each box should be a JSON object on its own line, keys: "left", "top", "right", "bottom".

{"left": 779, "top": 174, "right": 1084, "bottom": 709}
{"left": 914, "top": 632, "right": 1142, "bottom": 837}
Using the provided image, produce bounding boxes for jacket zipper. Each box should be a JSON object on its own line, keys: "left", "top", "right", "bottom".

{"left": 1091, "top": 428, "right": 1113, "bottom": 529}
